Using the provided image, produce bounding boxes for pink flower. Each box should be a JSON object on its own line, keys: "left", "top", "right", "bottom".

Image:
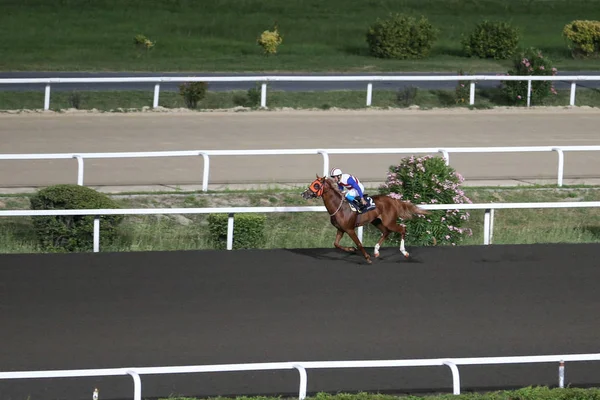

{"left": 517, "top": 95, "right": 522, "bottom": 99}
{"left": 539, "top": 66, "right": 545, "bottom": 70}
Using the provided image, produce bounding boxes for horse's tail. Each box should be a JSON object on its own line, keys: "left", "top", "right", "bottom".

{"left": 393, "top": 199, "right": 429, "bottom": 220}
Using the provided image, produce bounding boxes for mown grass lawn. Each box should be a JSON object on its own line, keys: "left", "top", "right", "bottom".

{"left": 1, "top": 0, "right": 600, "bottom": 72}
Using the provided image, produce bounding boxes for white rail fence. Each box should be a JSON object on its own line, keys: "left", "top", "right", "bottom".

{"left": 1, "top": 353, "right": 598, "bottom": 400}
{"left": 1, "top": 75, "right": 599, "bottom": 109}
{"left": 2, "top": 201, "right": 600, "bottom": 251}
{"left": 2, "top": 145, "right": 600, "bottom": 190}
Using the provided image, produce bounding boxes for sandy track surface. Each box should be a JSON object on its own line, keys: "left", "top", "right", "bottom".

{"left": 1, "top": 107, "right": 599, "bottom": 192}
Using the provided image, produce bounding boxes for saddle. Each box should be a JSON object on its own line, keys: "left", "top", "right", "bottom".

{"left": 348, "top": 195, "right": 376, "bottom": 214}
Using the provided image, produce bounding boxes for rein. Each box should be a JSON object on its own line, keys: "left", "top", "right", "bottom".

{"left": 326, "top": 182, "right": 345, "bottom": 217}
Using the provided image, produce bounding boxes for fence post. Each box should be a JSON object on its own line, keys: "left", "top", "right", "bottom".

{"left": 469, "top": 82, "right": 475, "bottom": 105}
{"left": 317, "top": 150, "right": 330, "bottom": 177}
{"left": 489, "top": 208, "right": 495, "bottom": 244}
{"left": 73, "top": 155, "right": 84, "bottom": 186}
{"left": 438, "top": 149, "right": 450, "bottom": 165}
{"left": 366, "top": 83, "right": 373, "bottom": 107}
{"left": 44, "top": 84, "right": 51, "bottom": 110}
{"left": 93, "top": 217, "right": 100, "bottom": 253}
{"left": 293, "top": 364, "right": 308, "bottom": 400}
{"left": 553, "top": 148, "right": 564, "bottom": 187}
{"left": 260, "top": 83, "right": 267, "bottom": 108}
{"left": 558, "top": 360, "right": 565, "bottom": 388}
{"left": 153, "top": 84, "right": 160, "bottom": 108}
{"left": 526, "top": 80, "right": 532, "bottom": 107}
{"left": 443, "top": 361, "right": 461, "bottom": 395}
{"left": 199, "top": 152, "right": 210, "bottom": 192}
{"left": 227, "top": 213, "right": 234, "bottom": 250}
{"left": 127, "top": 370, "right": 142, "bottom": 400}
{"left": 569, "top": 82, "right": 576, "bottom": 106}
{"left": 483, "top": 209, "right": 491, "bottom": 245}
{"left": 357, "top": 226, "right": 363, "bottom": 242}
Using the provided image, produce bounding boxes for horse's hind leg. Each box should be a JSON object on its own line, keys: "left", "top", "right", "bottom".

{"left": 372, "top": 220, "right": 390, "bottom": 258}
{"left": 334, "top": 228, "right": 356, "bottom": 253}
{"left": 382, "top": 219, "right": 409, "bottom": 258}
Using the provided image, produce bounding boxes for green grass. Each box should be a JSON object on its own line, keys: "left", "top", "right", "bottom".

{"left": 1, "top": 186, "right": 600, "bottom": 254}
{"left": 2, "top": 86, "right": 600, "bottom": 112}
{"left": 1, "top": 0, "right": 600, "bottom": 72}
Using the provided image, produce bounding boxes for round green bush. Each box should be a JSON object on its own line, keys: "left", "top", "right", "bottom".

{"left": 378, "top": 155, "right": 472, "bottom": 246}
{"left": 30, "top": 184, "right": 124, "bottom": 252}
{"left": 366, "top": 13, "right": 438, "bottom": 60}
{"left": 502, "top": 48, "right": 558, "bottom": 105}
{"left": 462, "top": 20, "right": 519, "bottom": 59}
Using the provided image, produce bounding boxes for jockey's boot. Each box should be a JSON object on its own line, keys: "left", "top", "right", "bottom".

{"left": 352, "top": 199, "right": 365, "bottom": 213}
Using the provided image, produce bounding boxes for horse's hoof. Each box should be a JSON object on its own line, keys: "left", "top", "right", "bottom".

{"left": 403, "top": 252, "right": 410, "bottom": 258}
{"left": 374, "top": 252, "right": 380, "bottom": 258}
{"left": 366, "top": 258, "right": 372, "bottom": 264}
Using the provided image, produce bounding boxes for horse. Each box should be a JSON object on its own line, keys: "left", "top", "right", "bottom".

{"left": 301, "top": 175, "right": 429, "bottom": 264}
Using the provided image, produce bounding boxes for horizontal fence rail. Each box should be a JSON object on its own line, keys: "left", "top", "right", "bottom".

{"left": 2, "top": 201, "right": 600, "bottom": 251}
{"left": 0, "top": 353, "right": 598, "bottom": 400}
{"left": 1, "top": 74, "right": 599, "bottom": 109}
{"left": 2, "top": 145, "right": 600, "bottom": 190}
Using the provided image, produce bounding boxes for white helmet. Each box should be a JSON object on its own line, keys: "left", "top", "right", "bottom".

{"left": 330, "top": 168, "right": 343, "bottom": 177}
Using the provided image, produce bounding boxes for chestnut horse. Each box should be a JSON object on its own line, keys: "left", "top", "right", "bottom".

{"left": 301, "top": 175, "right": 429, "bottom": 264}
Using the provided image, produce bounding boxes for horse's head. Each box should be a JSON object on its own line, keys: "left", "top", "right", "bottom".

{"left": 301, "top": 174, "right": 330, "bottom": 199}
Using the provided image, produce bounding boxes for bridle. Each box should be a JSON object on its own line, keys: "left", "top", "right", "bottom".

{"left": 307, "top": 178, "right": 345, "bottom": 217}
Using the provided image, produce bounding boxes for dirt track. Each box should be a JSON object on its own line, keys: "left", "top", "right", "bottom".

{"left": 1, "top": 107, "right": 600, "bottom": 191}
{"left": 1, "top": 244, "right": 600, "bottom": 400}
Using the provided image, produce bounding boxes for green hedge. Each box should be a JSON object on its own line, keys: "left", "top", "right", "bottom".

{"left": 164, "top": 387, "right": 600, "bottom": 400}
{"left": 208, "top": 214, "right": 266, "bottom": 250}
{"left": 30, "top": 184, "right": 123, "bottom": 252}
{"left": 462, "top": 20, "right": 519, "bottom": 59}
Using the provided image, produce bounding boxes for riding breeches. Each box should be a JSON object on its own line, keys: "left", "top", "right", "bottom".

{"left": 344, "top": 185, "right": 365, "bottom": 201}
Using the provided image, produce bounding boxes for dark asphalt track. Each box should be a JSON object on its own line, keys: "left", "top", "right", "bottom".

{"left": 1, "top": 243, "right": 600, "bottom": 400}
{"left": 0, "top": 72, "right": 599, "bottom": 92}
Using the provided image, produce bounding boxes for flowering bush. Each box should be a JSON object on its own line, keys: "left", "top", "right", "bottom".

{"left": 378, "top": 155, "right": 472, "bottom": 246}
{"left": 502, "top": 48, "right": 558, "bottom": 105}
{"left": 257, "top": 25, "right": 283, "bottom": 55}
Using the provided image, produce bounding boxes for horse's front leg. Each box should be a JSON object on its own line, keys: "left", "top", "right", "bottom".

{"left": 346, "top": 228, "right": 371, "bottom": 264}
{"left": 333, "top": 228, "right": 356, "bottom": 252}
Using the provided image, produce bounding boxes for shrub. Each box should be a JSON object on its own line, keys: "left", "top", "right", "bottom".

{"left": 455, "top": 69, "right": 472, "bottom": 104}
{"left": 30, "top": 184, "right": 124, "bottom": 252}
{"left": 208, "top": 214, "right": 266, "bottom": 250}
{"left": 502, "top": 48, "right": 558, "bottom": 105}
{"left": 366, "top": 13, "right": 438, "bottom": 60}
{"left": 133, "top": 34, "right": 155, "bottom": 51}
{"left": 257, "top": 25, "right": 283, "bottom": 55}
{"left": 563, "top": 20, "right": 600, "bottom": 58}
{"left": 178, "top": 82, "right": 208, "bottom": 109}
{"left": 68, "top": 91, "right": 82, "bottom": 109}
{"left": 396, "top": 86, "right": 418, "bottom": 107}
{"left": 378, "top": 155, "right": 472, "bottom": 246}
{"left": 462, "top": 20, "right": 519, "bottom": 59}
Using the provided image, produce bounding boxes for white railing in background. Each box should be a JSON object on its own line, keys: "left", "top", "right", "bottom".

{"left": 0, "top": 75, "right": 599, "bottom": 109}
{"left": 0, "top": 353, "right": 598, "bottom": 400}
{"left": 2, "top": 145, "right": 600, "bottom": 190}
{"left": 2, "top": 201, "right": 600, "bottom": 251}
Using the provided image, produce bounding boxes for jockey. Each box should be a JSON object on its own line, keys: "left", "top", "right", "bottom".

{"left": 330, "top": 167, "right": 368, "bottom": 213}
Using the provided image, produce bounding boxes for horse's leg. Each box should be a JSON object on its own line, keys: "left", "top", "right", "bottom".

{"left": 345, "top": 228, "right": 371, "bottom": 264}
{"left": 381, "top": 218, "right": 410, "bottom": 258}
{"left": 371, "top": 220, "right": 390, "bottom": 258}
{"left": 334, "top": 228, "right": 356, "bottom": 253}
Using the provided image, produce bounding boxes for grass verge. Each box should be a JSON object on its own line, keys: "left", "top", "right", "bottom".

{"left": 1, "top": 186, "right": 600, "bottom": 254}
{"left": 1, "top": 86, "right": 600, "bottom": 112}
